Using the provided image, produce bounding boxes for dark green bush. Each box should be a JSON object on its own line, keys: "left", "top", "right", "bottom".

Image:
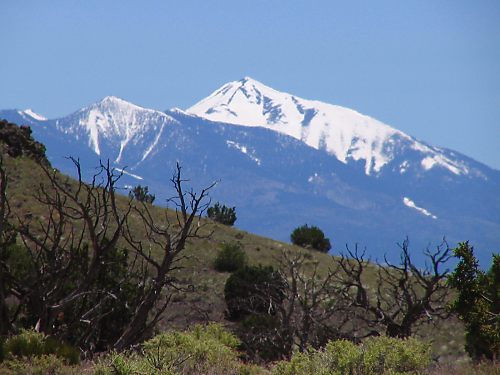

{"left": 224, "top": 265, "right": 286, "bottom": 320}
{"left": 0, "top": 337, "right": 5, "bottom": 362}
{"left": 128, "top": 185, "right": 155, "bottom": 204}
{"left": 207, "top": 202, "right": 237, "bottom": 226}
{"left": 214, "top": 242, "right": 247, "bottom": 272}
{"left": 0, "top": 120, "right": 48, "bottom": 163}
{"left": 238, "top": 314, "right": 292, "bottom": 362}
{"left": 447, "top": 242, "right": 500, "bottom": 360}
{"left": 290, "top": 224, "right": 331, "bottom": 252}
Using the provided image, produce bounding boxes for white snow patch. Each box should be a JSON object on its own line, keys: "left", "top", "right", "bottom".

{"left": 226, "top": 140, "right": 261, "bottom": 165}
{"left": 21, "top": 109, "right": 47, "bottom": 121}
{"left": 115, "top": 168, "right": 143, "bottom": 180}
{"left": 403, "top": 197, "right": 437, "bottom": 219}
{"left": 420, "top": 155, "right": 467, "bottom": 175}
{"left": 140, "top": 124, "right": 165, "bottom": 162}
{"left": 169, "top": 107, "right": 188, "bottom": 115}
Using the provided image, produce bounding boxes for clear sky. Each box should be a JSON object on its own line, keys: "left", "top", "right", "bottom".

{"left": 1, "top": 1, "right": 499, "bottom": 169}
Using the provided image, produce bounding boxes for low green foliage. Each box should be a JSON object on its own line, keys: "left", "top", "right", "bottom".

{"left": 0, "top": 354, "right": 81, "bottom": 375}
{"left": 272, "top": 336, "right": 431, "bottom": 375}
{"left": 214, "top": 242, "right": 247, "bottom": 272}
{"left": 95, "top": 323, "right": 245, "bottom": 375}
{"left": 3, "top": 330, "right": 80, "bottom": 365}
{"left": 362, "top": 336, "right": 431, "bottom": 374}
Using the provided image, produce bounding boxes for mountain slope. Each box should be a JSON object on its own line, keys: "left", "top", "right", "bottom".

{"left": 1, "top": 79, "right": 499, "bottom": 265}
{"left": 53, "top": 96, "right": 179, "bottom": 166}
{"left": 188, "top": 77, "right": 476, "bottom": 178}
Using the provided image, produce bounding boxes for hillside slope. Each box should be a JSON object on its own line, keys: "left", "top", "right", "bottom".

{"left": 1, "top": 121, "right": 465, "bottom": 361}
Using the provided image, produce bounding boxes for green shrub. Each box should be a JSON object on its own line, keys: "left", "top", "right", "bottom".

{"left": 224, "top": 265, "right": 286, "bottom": 320}
{"left": 238, "top": 314, "right": 291, "bottom": 362}
{"left": 214, "top": 242, "right": 247, "bottom": 272}
{"left": 323, "top": 340, "right": 363, "bottom": 374}
{"left": 96, "top": 324, "right": 243, "bottom": 375}
{"left": 129, "top": 184, "right": 155, "bottom": 204}
{"left": 207, "top": 202, "right": 237, "bottom": 226}
{"left": 290, "top": 224, "right": 331, "bottom": 253}
{"left": 447, "top": 242, "right": 499, "bottom": 360}
{"left": 5, "top": 330, "right": 46, "bottom": 358}
{"left": 272, "top": 336, "right": 431, "bottom": 375}
{"left": 4, "top": 330, "right": 79, "bottom": 365}
{"left": 0, "top": 354, "right": 80, "bottom": 375}
{"left": 362, "top": 336, "right": 431, "bottom": 374}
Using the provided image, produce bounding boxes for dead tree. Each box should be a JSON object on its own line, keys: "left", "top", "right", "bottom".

{"left": 14, "top": 158, "right": 133, "bottom": 343}
{"left": 6, "top": 158, "right": 212, "bottom": 352}
{"left": 277, "top": 250, "right": 350, "bottom": 351}
{"left": 113, "top": 163, "right": 214, "bottom": 351}
{"left": 336, "top": 239, "right": 452, "bottom": 338}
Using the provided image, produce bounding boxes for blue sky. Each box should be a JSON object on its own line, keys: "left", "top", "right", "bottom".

{"left": 1, "top": 1, "right": 499, "bottom": 169}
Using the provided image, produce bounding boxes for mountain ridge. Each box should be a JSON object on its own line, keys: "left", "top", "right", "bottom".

{"left": 1, "top": 78, "right": 499, "bottom": 265}
{"left": 187, "top": 77, "right": 475, "bottom": 177}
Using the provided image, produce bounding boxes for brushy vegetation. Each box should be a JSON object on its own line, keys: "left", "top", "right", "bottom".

{"left": 1, "top": 327, "right": 498, "bottom": 374}
{"left": 213, "top": 242, "right": 248, "bottom": 272}
{"left": 272, "top": 336, "right": 432, "bottom": 375}
{"left": 94, "top": 324, "right": 245, "bottom": 375}
{"left": 3, "top": 330, "right": 80, "bottom": 365}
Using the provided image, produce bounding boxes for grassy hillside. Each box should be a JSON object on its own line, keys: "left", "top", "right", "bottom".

{"left": 3, "top": 145, "right": 469, "bottom": 364}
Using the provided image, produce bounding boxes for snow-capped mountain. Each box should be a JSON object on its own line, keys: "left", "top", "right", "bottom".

{"left": 53, "top": 96, "right": 179, "bottom": 166}
{"left": 188, "top": 77, "right": 473, "bottom": 177}
{"left": 1, "top": 78, "right": 499, "bottom": 265}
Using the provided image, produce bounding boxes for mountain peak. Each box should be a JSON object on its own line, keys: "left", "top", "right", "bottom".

{"left": 95, "top": 96, "right": 144, "bottom": 111}
{"left": 187, "top": 78, "right": 403, "bottom": 174}
{"left": 62, "top": 97, "right": 176, "bottom": 158}
{"left": 187, "top": 78, "right": 471, "bottom": 176}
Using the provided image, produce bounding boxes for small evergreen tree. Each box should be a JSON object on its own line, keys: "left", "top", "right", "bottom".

{"left": 447, "top": 242, "right": 499, "bottom": 360}
{"left": 224, "top": 265, "right": 286, "bottom": 321}
{"left": 213, "top": 242, "right": 247, "bottom": 272}
{"left": 128, "top": 185, "right": 155, "bottom": 204}
{"left": 207, "top": 202, "right": 237, "bottom": 226}
{"left": 224, "top": 265, "right": 290, "bottom": 361}
{"left": 290, "top": 224, "right": 331, "bottom": 252}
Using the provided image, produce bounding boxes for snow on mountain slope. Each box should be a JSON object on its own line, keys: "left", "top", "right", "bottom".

{"left": 188, "top": 77, "right": 470, "bottom": 176}
{"left": 54, "top": 96, "right": 179, "bottom": 164}
{"left": 19, "top": 109, "right": 47, "bottom": 122}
